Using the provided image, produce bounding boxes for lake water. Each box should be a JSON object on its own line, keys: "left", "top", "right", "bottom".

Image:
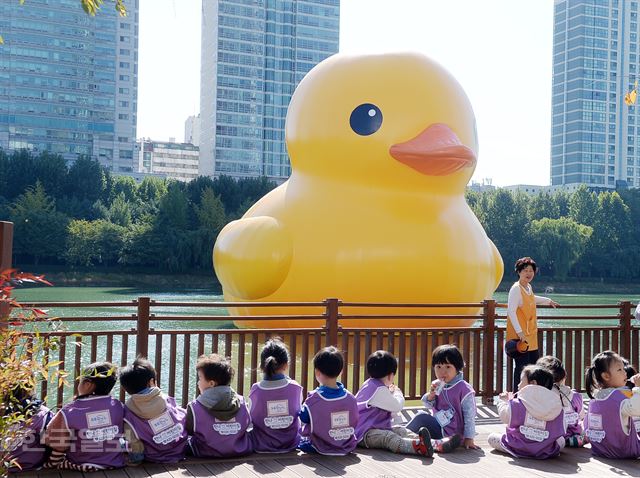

{"left": 11, "top": 286, "right": 638, "bottom": 330}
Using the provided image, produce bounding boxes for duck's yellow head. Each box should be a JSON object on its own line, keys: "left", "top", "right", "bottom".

{"left": 286, "top": 52, "right": 479, "bottom": 193}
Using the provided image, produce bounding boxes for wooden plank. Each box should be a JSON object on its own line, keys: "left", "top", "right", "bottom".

{"left": 181, "top": 463, "right": 215, "bottom": 478}
{"left": 142, "top": 464, "right": 174, "bottom": 478}
{"left": 341, "top": 330, "right": 349, "bottom": 390}
{"left": 275, "top": 456, "right": 337, "bottom": 477}
{"left": 301, "top": 332, "right": 309, "bottom": 394}
{"left": 124, "top": 465, "right": 152, "bottom": 478}
{"left": 252, "top": 458, "right": 301, "bottom": 478}
{"left": 408, "top": 332, "right": 417, "bottom": 398}
{"left": 308, "top": 453, "right": 370, "bottom": 478}
{"left": 420, "top": 331, "right": 428, "bottom": 395}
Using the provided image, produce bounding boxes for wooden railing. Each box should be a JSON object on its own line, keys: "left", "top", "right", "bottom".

{"left": 10, "top": 298, "right": 639, "bottom": 408}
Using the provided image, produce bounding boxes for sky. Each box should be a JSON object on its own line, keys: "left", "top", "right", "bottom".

{"left": 137, "top": 0, "right": 554, "bottom": 186}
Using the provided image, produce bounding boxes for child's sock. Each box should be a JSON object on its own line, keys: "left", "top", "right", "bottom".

{"left": 433, "top": 434, "right": 461, "bottom": 453}
{"left": 43, "top": 449, "right": 65, "bottom": 468}
{"left": 411, "top": 427, "right": 434, "bottom": 457}
{"left": 565, "top": 434, "right": 587, "bottom": 447}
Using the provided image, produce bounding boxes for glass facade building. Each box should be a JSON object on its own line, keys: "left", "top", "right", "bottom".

{"left": 0, "top": 0, "right": 139, "bottom": 172}
{"left": 200, "top": 0, "right": 339, "bottom": 180}
{"left": 552, "top": 0, "right": 640, "bottom": 188}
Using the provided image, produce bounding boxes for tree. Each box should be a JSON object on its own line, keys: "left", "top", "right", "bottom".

{"left": 529, "top": 217, "right": 592, "bottom": 279}
{"left": 568, "top": 185, "right": 597, "bottom": 226}
{"left": 9, "top": 182, "right": 69, "bottom": 265}
{"left": 65, "top": 157, "right": 108, "bottom": 203}
{"left": 481, "top": 190, "right": 530, "bottom": 270}
{"left": 579, "top": 191, "right": 632, "bottom": 278}
{"left": 528, "top": 192, "right": 560, "bottom": 221}
{"left": 107, "top": 192, "right": 132, "bottom": 227}
{"left": 193, "top": 188, "right": 227, "bottom": 268}
{"left": 65, "top": 219, "right": 126, "bottom": 266}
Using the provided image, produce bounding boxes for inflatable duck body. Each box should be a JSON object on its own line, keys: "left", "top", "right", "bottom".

{"left": 214, "top": 52, "right": 504, "bottom": 327}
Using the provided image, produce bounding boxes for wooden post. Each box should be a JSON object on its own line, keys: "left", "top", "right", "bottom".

{"left": 619, "top": 301, "right": 632, "bottom": 360}
{"left": 0, "top": 221, "right": 14, "bottom": 324}
{"left": 0, "top": 221, "right": 13, "bottom": 272}
{"left": 324, "top": 298, "right": 340, "bottom": 347}
{"left": 482, "top": 299, "right": 497, "bottom": 405}
{"left": 136, "top": 297, "right": 151, "bottom": 358}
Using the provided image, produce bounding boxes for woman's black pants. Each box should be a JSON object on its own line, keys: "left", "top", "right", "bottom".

{"left": 513, "top": 349, "right": 539, "bottom": 391}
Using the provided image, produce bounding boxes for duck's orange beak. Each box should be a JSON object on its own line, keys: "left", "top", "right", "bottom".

{"left": 389, "top": 123, "right": 476, "bottom": 176}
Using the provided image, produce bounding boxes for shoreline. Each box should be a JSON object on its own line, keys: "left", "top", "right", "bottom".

{"left": 15, "top": 266, "right": 640, "bottom": 295}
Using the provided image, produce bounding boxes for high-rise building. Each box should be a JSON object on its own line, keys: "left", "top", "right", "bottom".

{"left": 185, "top": 114, "right": 201, "bottom": 146}
{"left": 0, "top": 0, "right": 139, "bottom": 173}
{"left": 551, "top": 0, "right": 640, "bottom": 189}
{"left": 137, "top": 138, "right": 199, "bottom": 182}
{"left": 200, "top": 0, "right": 340, "bottom": 181}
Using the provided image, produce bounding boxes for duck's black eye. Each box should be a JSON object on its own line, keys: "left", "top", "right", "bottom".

{"left": 349, "top": 103, "right": 383, "bottom": 136}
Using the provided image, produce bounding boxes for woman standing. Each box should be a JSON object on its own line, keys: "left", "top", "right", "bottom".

{"left": 506, "top": 257, "right": 559, "bottom": 390}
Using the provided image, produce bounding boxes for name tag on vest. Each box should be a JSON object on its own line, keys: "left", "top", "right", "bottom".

{"left": 434, "top": 409, "right": 454, "bottom": 428}
{"left": 213, "top": 418, "right": 241, "bottom": 435}
{"left": 149, "top": 411, "right": 174, "bottom": 434}
{"left": 586, "top": 413, "right": 606, "bottom": 443}
{"left": 328, "top": 411, "right": 354, "bottom": 441}
{"left": 264, "top": 399, "right": 294, "bottom": 429}
{"left": 519, "top": 412, "right": 549, "bottom": 442}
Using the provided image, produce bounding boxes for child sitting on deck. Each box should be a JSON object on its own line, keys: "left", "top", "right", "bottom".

{"left": 298, "top": 346, "right": 358, "bottom": 455}
{"left": 186, "top": 354, "right": 253, "bottom": 458}
{"left": 355, "top": 350, "right": 459, "bottom": 457}
{"left": 406, "top": 344, "right": 477, "bottom": 449}
{"left": 488, "top": 365, "right": 565, "bottom": 459}
{"left": 119, "top": 357, "right": 188, "bottom": 464}
{"left": 44, "top": 361, "right": 125, "bottom": 471}
{"left": 3, "top": 383, "right": 53, "bottom": 472}
{"left": 248, "top": 338, "right": 302, "bottom": 453}
{"left": 536, "top": 355, "right": 586, "bottom": 447}
{"left": 584, "top": 350, "right": 640, "bottom": 458}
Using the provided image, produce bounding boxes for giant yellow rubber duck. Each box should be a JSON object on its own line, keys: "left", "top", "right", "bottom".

{"left": 213, "top": 52, "right": 503, "bottom": 328}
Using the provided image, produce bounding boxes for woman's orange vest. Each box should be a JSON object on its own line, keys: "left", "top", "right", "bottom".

{"left": 505, "top": 283, "right": 538, "bottom": 351}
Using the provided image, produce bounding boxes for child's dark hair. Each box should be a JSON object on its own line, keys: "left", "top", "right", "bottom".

{"left": 585, "top": 350, "right": 623, "bottom": 399}
{"left": 80, "top": 361, "right": 118, "bottom": 396}
{"left": 521, "top": 365, "right": 554, "bottom": 390}
{"left": 366, "top": 350, "right": 398, "bottom": 379}
{"left": 313, "top": 346, "right": 344, "bottom": 379}
{"left": 515, "top": 257, "right": 537, "bottom": 274}
{"left": 622, "top": 358, "right": 637, "bottom": 389}
{"left": 536, "top": 355, "right": 566, "bottom": 384}
{"left": 196, "top": 354, "right": 234, "bottom": 386}
{"left": 119, "top": 357, "right": 157, "bottom": 394}
{"left": 260, "top": 337, "right": 289, "bottom": 378}
{"left": 432, "top": 344, "right": 464, "bottom": 372}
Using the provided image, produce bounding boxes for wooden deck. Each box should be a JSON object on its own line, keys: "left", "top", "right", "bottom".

{"left": 18, "top": 406, "right": 640, "bottom": 478}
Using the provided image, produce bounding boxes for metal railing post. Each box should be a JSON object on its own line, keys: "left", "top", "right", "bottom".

{"left": 619, "top": 301, "right": 632, "bottom": 360}
{"left": 324, "top": 298, "right": 340, "bottom": 347}
{"left": 136, "top": 297, "right": 151, "bottom": 357}
{"left": 482, "top": 299, "right": 496, "bottom": 405}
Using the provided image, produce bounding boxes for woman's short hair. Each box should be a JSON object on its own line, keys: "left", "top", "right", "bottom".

{"left": 514, "top": 257, "right": 537, "bottom": 274}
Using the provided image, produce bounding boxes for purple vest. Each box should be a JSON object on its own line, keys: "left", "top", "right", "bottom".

{"left": 249, "top": 379, "right": 302, "bottom": 452}
{"left": 188, "top": 396, "right": 253, "bottom": 457}
{"left": 123, "top": 396, "right": 188, "bottom": 463}
{"left": 60, "top": 395, "right": 125, "bottom": 468}
{"left": 7, "top": 405, "right": 52, "bottom": 472}
{"left": 432, "top": 380, "right": 476, "bottom": 437}
{"left": 561, "top": 389, "right": 583, "bottom": 438}
{"left": 354, "top": 378, "right": 393, "bottom": 440}
{"left": 585, "top": 389, "right": 640, "bottom": 458}
{"left": 500, "top": 398, "right": 565, "bottom": 459}
{"left": 300, "top": 388, "right": 358, "bottom": 455}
